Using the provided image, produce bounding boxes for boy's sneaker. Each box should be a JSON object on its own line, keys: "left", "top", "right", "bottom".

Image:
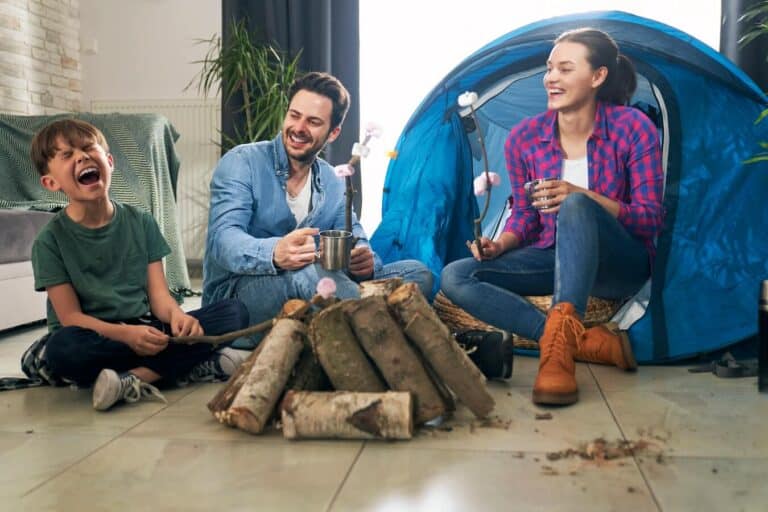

{"left": 188, "top": 347, "right": 250, "bottom": 383}
{"left": 92, "top": 369, "right": 167, "bottom": 411}
{"left": 455, "top": 329, "right": 514, "bottom": 381}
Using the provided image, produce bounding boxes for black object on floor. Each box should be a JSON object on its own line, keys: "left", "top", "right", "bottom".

{"left": 455, "top": 330, "right": 514, "bottom": 381}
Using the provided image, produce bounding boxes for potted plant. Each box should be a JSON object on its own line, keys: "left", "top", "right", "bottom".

{"left": 187, "top": 18, "right": 302, "bottom": 150}
{"left": 740, "top": 0, "right": 768, "bottom": 163}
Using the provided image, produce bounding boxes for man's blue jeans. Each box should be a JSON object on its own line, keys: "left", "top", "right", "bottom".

{"left": 231, "top": 260, "right": 433, "bottom": 348}
{"left": 441, "top": 194, "right": 650, "bottom": 342}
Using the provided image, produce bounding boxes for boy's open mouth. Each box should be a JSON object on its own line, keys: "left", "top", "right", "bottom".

{"left": 77, "top": 167, "right": 101, "bottom": 185}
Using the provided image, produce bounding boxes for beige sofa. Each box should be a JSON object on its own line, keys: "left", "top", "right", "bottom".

{"left": 0, "top": 210, "right": 53, "bottom": 331}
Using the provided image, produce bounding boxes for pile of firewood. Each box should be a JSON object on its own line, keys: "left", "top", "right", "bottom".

{"left": 206, "top": 279, "right": 495, "bottom": 440}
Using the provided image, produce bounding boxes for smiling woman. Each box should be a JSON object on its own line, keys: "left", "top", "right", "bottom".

{"left": 358, "top": 0, "right": 720, "bottom": 234}
{"left": 440, "top": 26, "right": 664, "bottom": 406}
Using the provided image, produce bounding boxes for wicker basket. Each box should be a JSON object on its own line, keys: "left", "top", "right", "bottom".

{"left": 433, "top": 291, "right": 623, "bottom": 349}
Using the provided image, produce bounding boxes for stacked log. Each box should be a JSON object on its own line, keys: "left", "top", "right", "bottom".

{"left": 208, "top": 279, "right": 496, "bottom": 439}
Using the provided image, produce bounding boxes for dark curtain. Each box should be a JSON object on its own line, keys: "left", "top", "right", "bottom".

{"left": 222, "top": 0, "right": 362, "bottom": 216}
{"left": 721, "top": 0, "right": 768, "bottom": 92}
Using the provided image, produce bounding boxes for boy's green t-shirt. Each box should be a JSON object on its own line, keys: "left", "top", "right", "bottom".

{"left": 31, "top": 202, "right": 171, "bottom": 331}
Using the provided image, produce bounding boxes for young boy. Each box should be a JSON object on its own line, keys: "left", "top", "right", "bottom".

{"left": 29, "top": 119, "right": 250, "bottom": 411}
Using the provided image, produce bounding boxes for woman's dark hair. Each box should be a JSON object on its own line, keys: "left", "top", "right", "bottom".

{"left": 555, "top": 28, "right": 637, "bottom": 105}
{"left": 288, "top": 71, "right": 351, "bottom": 130}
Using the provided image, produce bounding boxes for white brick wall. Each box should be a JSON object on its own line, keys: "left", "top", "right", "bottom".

{"left": 0, "top": 0, "right": 81, "bottom": 115}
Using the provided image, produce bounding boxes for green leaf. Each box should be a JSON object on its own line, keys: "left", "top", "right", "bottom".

{"left": 186, "top": 16, "right": 302, "bottom": 147}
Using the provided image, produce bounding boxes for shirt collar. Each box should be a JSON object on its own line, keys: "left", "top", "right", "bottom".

{"left": 272, "top": 133, "right": 291, "bottom": 179}
{"left": 272, "top": 132, "right": 323, "bottom": 189}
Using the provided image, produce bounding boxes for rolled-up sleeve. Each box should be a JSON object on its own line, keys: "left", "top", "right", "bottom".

{"left": 616, "top": 115, "right": 664, "bottom": 241}
{"left": 206, "top": 149, "right": 280, "bottom": 276}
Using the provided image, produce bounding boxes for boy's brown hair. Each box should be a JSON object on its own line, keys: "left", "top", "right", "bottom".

{"left": 30, "top": 119, "right": 110, "bottom": 176}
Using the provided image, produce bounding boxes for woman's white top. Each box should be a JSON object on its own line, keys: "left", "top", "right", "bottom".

{"left": 561, "top": 156, "right": 589, "bottom": 190}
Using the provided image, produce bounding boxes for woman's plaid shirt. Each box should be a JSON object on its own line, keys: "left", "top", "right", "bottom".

{"left": 503, "top": 101, "right": 664, "bottom": 261}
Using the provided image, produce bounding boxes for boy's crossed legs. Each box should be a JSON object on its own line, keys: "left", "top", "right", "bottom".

{"left": 43, "top": 298, "right": 250, "bottom": 410}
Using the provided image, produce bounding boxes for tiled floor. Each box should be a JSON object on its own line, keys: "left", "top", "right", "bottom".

{"left": 1, "top": 306, "right": 766, "bottom": 511}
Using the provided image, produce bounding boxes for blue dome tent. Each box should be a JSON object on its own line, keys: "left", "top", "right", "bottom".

{"left": 369, "top": 11, "right": 768, "bottom": 362}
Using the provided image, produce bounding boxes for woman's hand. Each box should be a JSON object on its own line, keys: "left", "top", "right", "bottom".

{"left": 530, "top": 179, "right": 585, "bottom": 214}
{"left": 466, "top": 232, "right": 519, "bottom": 261}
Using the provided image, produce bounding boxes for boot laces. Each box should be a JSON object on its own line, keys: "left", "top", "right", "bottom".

{"left": 542, "top": 314, "right": 584, "bottom": 365}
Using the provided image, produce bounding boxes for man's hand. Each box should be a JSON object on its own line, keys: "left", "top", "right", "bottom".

{"left": 169, "top": 309, "right": 204, "bottom": 337}
{"left": 349, "top": 246, "right": 375, "bottom": 279}
{"left": 274, "top": 227, "right": 319, "bottom": 270}
{"left": 121, "top": 324, "right": 169, "bottom": 356}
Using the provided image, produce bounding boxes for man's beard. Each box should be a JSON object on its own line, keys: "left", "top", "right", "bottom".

{"left": 285, "top": 130, "right": 329, "bottom": 164}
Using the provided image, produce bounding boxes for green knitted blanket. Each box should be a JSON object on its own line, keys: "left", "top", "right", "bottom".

{"left": 0, "top": 112, "right": 190, "bottom": 295}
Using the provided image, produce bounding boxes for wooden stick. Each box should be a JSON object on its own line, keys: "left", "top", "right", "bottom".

{"left": 171, "top": 295, "right": 326, "bottom": 346}
{"left": 281, "top": 390, "right": 413, "bottom": 440}
{"left": 346, "top": 296, "right": 446, "bottom": 424}
{"left": 388, "top": 282, "right": 495, "bottom": 418}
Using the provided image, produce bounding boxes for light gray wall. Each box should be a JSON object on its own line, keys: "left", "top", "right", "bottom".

{"left": 79, "top": 0, "right": 220, "bottom": 106}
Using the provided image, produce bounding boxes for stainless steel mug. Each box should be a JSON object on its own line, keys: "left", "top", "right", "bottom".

{"left": 523, "top": 177, "right": 557, "bottom": 210}
{"left": 319, "top": 230, "right": 353, "bottom": 271}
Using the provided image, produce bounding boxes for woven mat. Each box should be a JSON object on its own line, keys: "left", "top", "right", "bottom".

{"left": 433, "top": 291, "right": 623, "bottom": 349}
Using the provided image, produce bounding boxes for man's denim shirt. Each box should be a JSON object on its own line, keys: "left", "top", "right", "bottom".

{"left": 202, "top": 133, "right": 380, "bottom": 304}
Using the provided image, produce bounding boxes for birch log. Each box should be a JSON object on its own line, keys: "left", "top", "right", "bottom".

{"left": 284, "top": 346, "right": 331, "bottom": 392}
{"left": 388, "top": 282, "right": 495, "bottom": 418}
{"left": 359, "top": 277, "right": 403, "bottom": 298}
{"left": 346, "top": 296, "right": 446, "bottom": 424}
{"left": 220, "top": 319, "right": 306, "bottom": 434}
{"left": 207, "top": 342, "right": 264, "bottom": 415}
{"left": 308, "top": 300, "right": 386, "bottom": 392}
{"left": 281, "top": 391, "right": 413, "bottom": 440}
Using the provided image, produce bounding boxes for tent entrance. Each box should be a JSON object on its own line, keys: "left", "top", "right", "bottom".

{"left": 459, "top": 71, "right": 671, "bottom": 240}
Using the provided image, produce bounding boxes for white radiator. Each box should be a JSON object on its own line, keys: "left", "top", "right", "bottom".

{"left": 90, "top": 98, "right": 220, "bottom": 263}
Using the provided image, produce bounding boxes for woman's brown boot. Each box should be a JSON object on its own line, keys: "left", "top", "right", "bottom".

{"left": 575, "top": 323, "right": 637, "bottom": 370}
{"left": 532, "top": 302, "right": 585, "bottom": 405}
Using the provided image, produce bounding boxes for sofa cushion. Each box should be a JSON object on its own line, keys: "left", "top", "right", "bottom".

{"left": 0, "top": 209, "right": 54, "bottom": 264}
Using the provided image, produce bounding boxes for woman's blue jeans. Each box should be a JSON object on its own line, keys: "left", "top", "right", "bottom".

{"left": 441, "top": 193, "right": 650, "bottom": 341}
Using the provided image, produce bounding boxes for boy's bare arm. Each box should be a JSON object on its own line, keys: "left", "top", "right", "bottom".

{"left": 146, "top": 261, "right": 203, "bottom": 337}
{"left": 46, "top": 283, "right": 168, "bottom": 356}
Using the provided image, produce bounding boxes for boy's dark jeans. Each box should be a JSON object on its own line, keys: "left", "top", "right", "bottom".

{"left": 43, "top": 299, "right": 249, "bottom": 386}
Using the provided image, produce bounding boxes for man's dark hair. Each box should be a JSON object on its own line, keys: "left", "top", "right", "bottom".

{"left": 288, "top": 71, "right": 351, "bottom": 129}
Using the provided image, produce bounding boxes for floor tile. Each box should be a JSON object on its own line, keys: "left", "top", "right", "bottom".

{"left": 331, "top": 445, "right": 657, "bottom": 512}
{"left": 637, "top": 455, "right": 768, "bottom": 512}
{"left": 605, "top": 388, "right": 768, "bottom": 458}
{"left": 20, "top": 436, "right": 362, "bottom": 512}
{"left": 0, "top": 384, "right": 193, "bottom": 436}
{"left": 125, "top": 382, "right": 274, "bottom": 442}
{"left": 507, "top": 354, "right": 598, "bottom": 389}
{"left": 402, "top": 383, "right": 624, "bottom": 454}
{"left": 591, "top": 363, "right": 758, "bottom": 392}
{"left": 0, "top": 431, "right": 114, "bottom": 499}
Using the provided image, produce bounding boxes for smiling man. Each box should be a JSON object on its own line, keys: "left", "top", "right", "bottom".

{"left": 202, "top": 72, "right": 433, "bottom": 347}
